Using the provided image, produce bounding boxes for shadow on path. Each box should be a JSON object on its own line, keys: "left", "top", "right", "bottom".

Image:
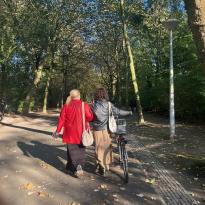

{"left": 22, "top": 112, "right": 59, "bottom": 122}
{"left": 1, "top": 122, "right": 52, "bottom": 136}
{"left": 16, "top": 141, "right": 163, "bottom": 205}
{"left": 17, "top": 140, "right": 67, "bottom": 174}
{"left": 17, "top": 141, "right": 97, "bottom": 176}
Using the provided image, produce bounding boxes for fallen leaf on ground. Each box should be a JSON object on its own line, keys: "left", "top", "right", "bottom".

{"left": 40, "top": 162, "right": 49, "bottom": 169}
{"left": 100, "top": 184, "right": 108, "bottom": 189}
{"left": 190, "top": 192, "right": 195, "bottom": 197}
{"left": 21, "top": 183, "right": 34, "bottom": 190}
{"left": 193, "top": 201, "right": 200, "bottom": 205}
{"left": 27, "top": 191, "right": 34, "bottom": 196}
{"left": 90, "top": 176, "right": 95, "bottom": 181}
{"left": 119, "top": 187, "right": 126, "bottom": 191}
{"left": 112, "top": 194, "right": 118, "bottom": 198}
{"left": 136, "top": 194, "right": 144, "bottom": 198}
{"left": 68, "top": 202, "right": 80, "bottom": 205}
{"left": 145, "top": 178, "right": 156, "bottom": 185}
{"left": 94, "top": 189, "right": 99, "bottom": 192}
{"left": 38, "top": 191, "right": 48, "bottom": 197}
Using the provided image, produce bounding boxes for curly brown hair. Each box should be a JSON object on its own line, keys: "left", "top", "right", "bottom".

{"left": 94, "top": 87, "right": 109, "bottom": 101}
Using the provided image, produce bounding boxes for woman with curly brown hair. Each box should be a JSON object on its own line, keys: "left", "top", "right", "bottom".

{"left": 91, "top": 88, "right": 132, "bottom": 176}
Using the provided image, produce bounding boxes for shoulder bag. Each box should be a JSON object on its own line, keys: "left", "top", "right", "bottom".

{"left": 81, "top": 102, "right": 94, "bottom": 146}
{"left": 108, "top": 102, "right": 117, "bottom": 133}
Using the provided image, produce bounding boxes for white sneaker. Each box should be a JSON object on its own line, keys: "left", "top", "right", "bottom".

{"left": 75, "top": 165, "right": 84, "bottom": 178}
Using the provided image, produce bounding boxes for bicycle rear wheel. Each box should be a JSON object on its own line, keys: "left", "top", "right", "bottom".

{"left": 121, "top": 143, "right": 129, "bottom": 183}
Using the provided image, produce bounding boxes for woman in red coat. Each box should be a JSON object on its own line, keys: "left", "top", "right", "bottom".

{"left": 54, "top": 89, "right": 93, "bottom": 177}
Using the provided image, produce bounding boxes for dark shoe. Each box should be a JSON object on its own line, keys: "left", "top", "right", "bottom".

{"left": 99, "top": 166, "right": 106, "bottom": 176}
{"left": 66, "top": 162, "right": 70, "bottom": 171}
{"left": 74, "top": 165, "right": 84, "bottom": 178}
{"left": 67, "top": 169, "right": 75, "bottom": 176}
{"left": 66, "top": 163, "right": 76, "bottom": 176}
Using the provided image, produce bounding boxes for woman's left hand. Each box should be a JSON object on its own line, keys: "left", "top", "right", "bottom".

{"left": 52, "top": 131, "right": 59, "bottom": 138}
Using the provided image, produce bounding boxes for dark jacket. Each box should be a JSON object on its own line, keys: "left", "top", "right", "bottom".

{"left": 91, "top": 100, "right": 130, "bottom": 131}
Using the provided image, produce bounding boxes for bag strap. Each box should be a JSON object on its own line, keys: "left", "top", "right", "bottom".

{"left": 108, "top": 102, "right": 112, "bottom": 116}
{"left": 82, "top": 102, "right": 85, "bottom": 131}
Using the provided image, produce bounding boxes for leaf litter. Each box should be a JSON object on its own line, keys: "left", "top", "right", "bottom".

{"left": 19, "top": 182, "right": 49, "bottom": 198}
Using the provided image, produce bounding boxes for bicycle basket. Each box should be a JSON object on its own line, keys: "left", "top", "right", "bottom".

{"left": 116, "top": 119, "right": 126, "bottom": 134}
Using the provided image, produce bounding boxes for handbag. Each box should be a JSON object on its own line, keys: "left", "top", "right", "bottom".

{"left": 108, "top": 102, "right": 117, "bottom": 133}
{"left": 81, "top": 102, "right": 94, "bottom": 146}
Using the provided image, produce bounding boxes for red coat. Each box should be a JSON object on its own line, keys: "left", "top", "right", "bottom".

{"left": 56, "top": 99, "right": 93, "bottom": 144}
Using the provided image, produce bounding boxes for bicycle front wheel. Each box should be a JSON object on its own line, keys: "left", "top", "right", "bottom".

{"left": 121, "top": 143, "right": 129, "bottom": 183}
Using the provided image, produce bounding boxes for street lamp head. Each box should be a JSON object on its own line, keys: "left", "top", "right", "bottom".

{"left": 163, "top": 18, "right": 179, "bottom": 31}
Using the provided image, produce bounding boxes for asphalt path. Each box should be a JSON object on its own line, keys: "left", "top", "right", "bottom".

{"left": 0, "top": 113, "right": 164, "bottom": 205}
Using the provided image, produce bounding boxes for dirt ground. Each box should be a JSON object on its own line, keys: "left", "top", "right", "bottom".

{"left": 129, "top": 113, "right": 205, "bottom": 204}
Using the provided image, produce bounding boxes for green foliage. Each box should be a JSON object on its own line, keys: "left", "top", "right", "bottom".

{"left": 136, "top": 7, "right": 205, "bottom": 119}
{"left": 0, "top": 0, "right": 205, "bottom": 121}
{"left": 175, "top": 73, "right": 205, "bottom": 119}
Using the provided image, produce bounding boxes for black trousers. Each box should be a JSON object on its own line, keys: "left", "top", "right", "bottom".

{"left": 66, "top": 144, "right": 85, "bottom": 172}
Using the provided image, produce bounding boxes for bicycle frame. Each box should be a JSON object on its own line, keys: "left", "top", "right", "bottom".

{"left": 116, "top": 134, "right": 129, "bottom": 183}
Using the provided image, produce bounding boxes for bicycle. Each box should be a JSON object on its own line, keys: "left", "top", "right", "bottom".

{"left": 116, "top": 118, "right": 129, "bottom": 183}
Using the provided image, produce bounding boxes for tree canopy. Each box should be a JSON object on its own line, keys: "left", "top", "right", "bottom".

{"left": 0, "top": 0, "right": 205, "bottom": 121}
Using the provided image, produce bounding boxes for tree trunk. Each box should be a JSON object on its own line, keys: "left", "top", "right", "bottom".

{"left": 115, "top": 44, "right": 122, "bottom": 105}
{"left": 120, "top": 0, "right": 145, "bottom": 124}
{"left": 112, "top": 77, "right": 117, "bottom": 100}
{"left": 184, "top": 0, "right": 205, "bottom": 73}
{"left": 108, "top": 73, "right": 114, "bottom": 100}
{"left": 43, "top": 49, "right": 55, "bottom": 113}
{"left": 123, "top": 38, "right": 129, "bottom": 106}
{"left": 0, "top": 64, "right": 6, "bottom": 99}
{"left": 23, "top": 64, "right": 44, "bottom": 113}
{"left": 42, "top": 72, "right": 51, "bottom": 113}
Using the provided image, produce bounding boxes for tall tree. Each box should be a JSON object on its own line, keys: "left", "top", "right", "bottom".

{"left": 120, "top": 0, "right": 145, "bottom": 124}
{"left": 0, "top": 0, "right": 17, "bottom": 99}
{"left": 184, "top": 0, "right": 205, "bottom": 74}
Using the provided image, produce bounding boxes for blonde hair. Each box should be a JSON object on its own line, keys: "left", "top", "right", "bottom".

{"left": 66, "top": 89, "right": 80, "bottom": 104}
{"left": 66, "top": 96, "right": 71, "bottom": 104}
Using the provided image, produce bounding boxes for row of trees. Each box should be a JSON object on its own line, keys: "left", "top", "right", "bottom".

{"left": 0, "top": 0, "right": 205, "bottom": 122}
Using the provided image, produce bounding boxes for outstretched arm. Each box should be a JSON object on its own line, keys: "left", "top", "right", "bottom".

{"left": 111, "top": 103, "right": 132, "bottom": 116}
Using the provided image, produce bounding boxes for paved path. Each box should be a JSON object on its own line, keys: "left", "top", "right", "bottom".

{"left": 128, "top": 136, "right": 199, "bottom": 205}
{"left": 0, "top": 113, "right": 199, "bottom": 205}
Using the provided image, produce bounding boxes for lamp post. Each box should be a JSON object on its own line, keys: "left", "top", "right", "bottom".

{"left": 163, "top": 18, "right": 179, "bottom": 140}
